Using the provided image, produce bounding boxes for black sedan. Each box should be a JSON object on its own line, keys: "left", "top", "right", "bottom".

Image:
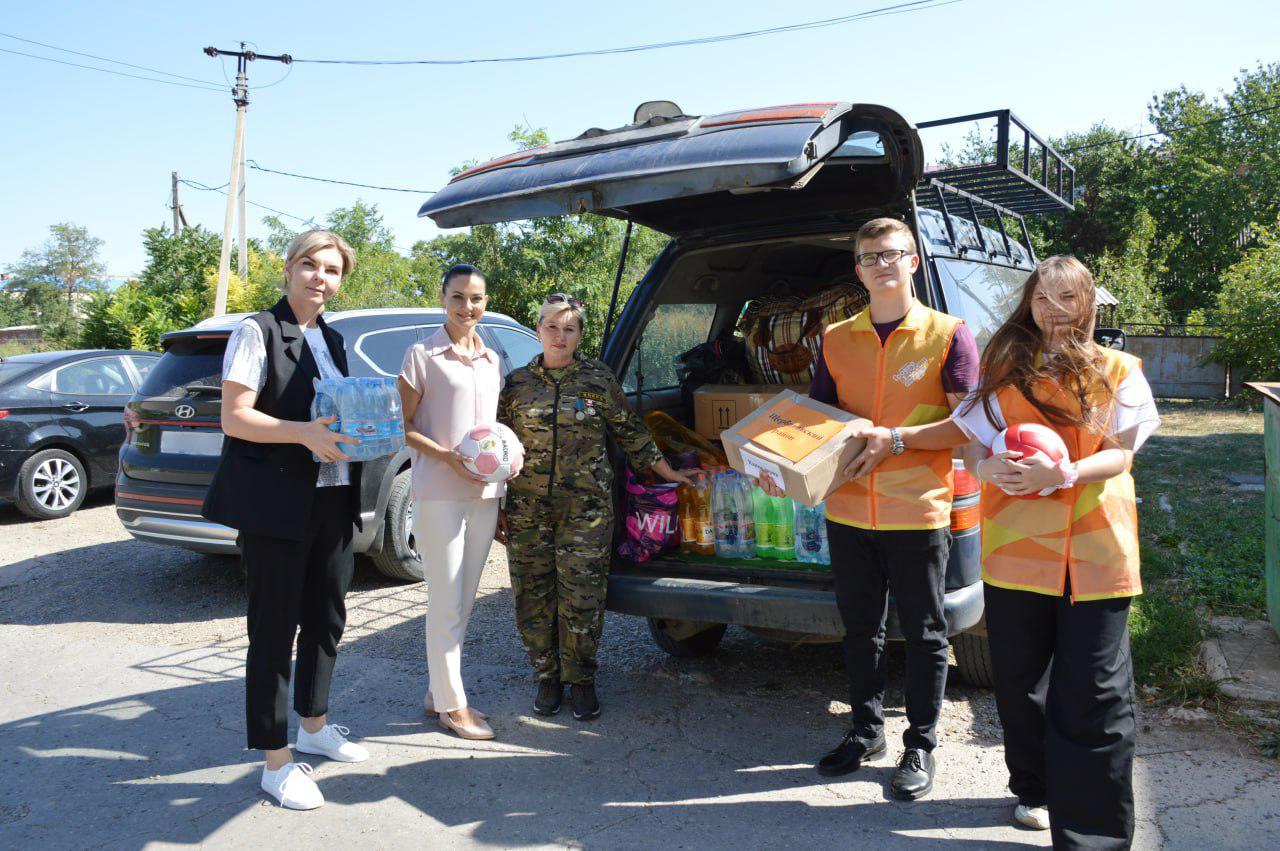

{"left": 0, "top": 349, "right": 160, "bottom": 519}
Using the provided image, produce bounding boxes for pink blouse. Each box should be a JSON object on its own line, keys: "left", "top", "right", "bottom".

{"left": 399, "top": 326, "right": 504, "bottom": 501}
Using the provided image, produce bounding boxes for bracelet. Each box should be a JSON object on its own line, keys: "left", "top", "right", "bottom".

{"left": 1056, "top": 459, "right": 1079, "bottom": 490}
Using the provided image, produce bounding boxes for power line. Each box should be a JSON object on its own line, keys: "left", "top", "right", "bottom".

{"left": 246, "top": 160, "right": 434, "bottom": 194}
{"left": 179, "top": 179, "right": 318, "bottom": 227}
{"left": 178, "top": 179, "right": 417, "bottom": 254}
{"left": 294, "top": 0, "right": 963, "bottom": 65}
{"left": 1062, "top": 102, "right": 1280, "bottom": 153}
{"left": 0, "top": 31, "right": 225, "bottom": 86}
{"left": 0, "top": 46, "right": 226, "bottom": 92}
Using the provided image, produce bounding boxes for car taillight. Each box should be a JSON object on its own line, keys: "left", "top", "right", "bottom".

{"left": 122, "top": 407, "right": 141, "bottom": 443}
{"left": 0, "top": 410, "right": 9, "bottom": 420}
{"left": 950, "top": 503, "right": 980, "bottom": 531}
{"left": 954, "top": 467, "right": 980, "bottom": 496}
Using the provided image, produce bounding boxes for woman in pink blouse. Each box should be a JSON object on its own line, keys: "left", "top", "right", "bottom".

{"left": 397, "top": 264, "right": 517, "bottom": 740}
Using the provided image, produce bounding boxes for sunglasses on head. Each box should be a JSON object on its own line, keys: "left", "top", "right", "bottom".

{"left": 545, "top": 293, "right": 585, "bottom": 309}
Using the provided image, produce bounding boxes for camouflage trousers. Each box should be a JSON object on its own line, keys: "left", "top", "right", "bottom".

{"left": 505, "top": 490, "right": 614, "bottom": 684}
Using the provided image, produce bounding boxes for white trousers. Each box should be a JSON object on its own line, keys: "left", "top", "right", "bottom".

{"left": 414, "top": 497, "right": 499, "bottom": 713}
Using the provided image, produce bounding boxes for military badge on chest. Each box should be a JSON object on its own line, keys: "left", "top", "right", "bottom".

{"left": 572, "top": 398, "right": 598, "bottom": 421}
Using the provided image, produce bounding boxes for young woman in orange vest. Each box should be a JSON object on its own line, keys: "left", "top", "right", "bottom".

{"left": 762, "top": 217, "right": 979, "bottom": 800}
{"left": 955, "top": 255, "right": 1159, "bottom": 847}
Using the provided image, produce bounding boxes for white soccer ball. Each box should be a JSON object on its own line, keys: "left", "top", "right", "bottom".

{"left": 455, "top": 423, "right": 524, "bottom": 483}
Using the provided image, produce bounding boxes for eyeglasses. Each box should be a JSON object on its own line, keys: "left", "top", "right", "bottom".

{"left": 855, "top": 249, "right": 914, "bottom": 267}
{"left": 545, "top": 293, "right": 585, "bottom": 309}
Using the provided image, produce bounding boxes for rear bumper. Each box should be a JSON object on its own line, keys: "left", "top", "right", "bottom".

{"left": 606, "top": 573, "right": 984, "bottom": 639}
{"left": 115, "top": 475, "right": 239, "bottom": 554}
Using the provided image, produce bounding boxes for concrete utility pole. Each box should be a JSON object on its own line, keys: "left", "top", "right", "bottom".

{"left": 171, "top": 172, "right": 182, "bottom": 235}
{"left": 204, "top": 43, "right": 292, "bottom": 315}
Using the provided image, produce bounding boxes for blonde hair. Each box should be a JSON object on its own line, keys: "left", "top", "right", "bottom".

{"left": 537, "top": 300, "right": 585, "bottom": 331}
{"left": 282, "top": 230, "right": 357, "bottom": 291}
{"left": 856, "top": 217, "right": 917, "bottom": 255}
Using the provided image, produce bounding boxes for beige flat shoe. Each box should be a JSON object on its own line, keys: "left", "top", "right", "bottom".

{"left": 423, "top": 692, "right": 487, "bottom": 720}
{"left": 438, "top": 711, "right": 496, "bottom": 740}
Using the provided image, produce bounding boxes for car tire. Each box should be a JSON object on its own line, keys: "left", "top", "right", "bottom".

{"left": 15, "top": 448, "right": 88, "bottom": 520}
{"left": 647, "top": 618, "right": 727, "bottom": 658}
{"left": 951, "top": 631, "right": 995, "bottom": 688}
{"left": 369, "top": 469, "right": 424, "bottom": 582}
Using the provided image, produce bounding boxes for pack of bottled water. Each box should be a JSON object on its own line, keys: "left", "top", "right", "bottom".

{"left": 310, "top": 376, "right": 405, "bottom": 462}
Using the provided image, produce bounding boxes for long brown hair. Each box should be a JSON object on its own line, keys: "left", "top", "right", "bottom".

{"left": 964, "top": 255, "right": 1115, "bottom": 432}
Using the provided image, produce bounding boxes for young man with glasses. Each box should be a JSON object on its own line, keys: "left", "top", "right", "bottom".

{"left": 766, "top": 217, "right": 977, "bottom": 799}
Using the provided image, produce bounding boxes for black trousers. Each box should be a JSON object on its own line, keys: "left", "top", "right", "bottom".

{"left": 984, "top": 582, "right": 1136, "bottom": 850}
{"left": 829, "top": 523, "right": 951, "bottom": 752}
{"left": 242, "top": 486, "right": 355, "bottom": 751}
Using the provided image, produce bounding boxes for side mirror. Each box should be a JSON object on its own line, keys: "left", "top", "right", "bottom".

{"left": 1094, "top": 328, "right": 1126, "bottom": 350}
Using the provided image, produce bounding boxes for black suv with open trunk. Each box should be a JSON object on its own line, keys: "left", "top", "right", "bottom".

{"left": 418, "top": 101, "right": 1077, "bottom": 685}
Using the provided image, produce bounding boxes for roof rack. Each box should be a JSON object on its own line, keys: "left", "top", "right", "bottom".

{"left": 916, "top": 110, "right": 1075, "bottom": 216}
{"left": 918, "top": 178, "right": 1036, "bottom": 264}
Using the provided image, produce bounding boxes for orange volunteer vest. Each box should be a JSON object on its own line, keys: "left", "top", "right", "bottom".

{"left": 979, "top": 346, "right": 1143, "bottom": 601}
{"left": 823, "top": 300, "right": 961, "bottom": 531}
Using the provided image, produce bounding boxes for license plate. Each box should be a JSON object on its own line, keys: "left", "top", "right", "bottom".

{"left": 161, "top": 430, "right": 224, "bottom": 456}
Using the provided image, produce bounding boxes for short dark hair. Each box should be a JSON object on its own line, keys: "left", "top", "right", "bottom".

{"left": 441, "top": 263, "right": 485, "bottom": 292}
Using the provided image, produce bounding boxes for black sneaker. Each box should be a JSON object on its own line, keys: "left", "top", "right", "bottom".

{"left": 816, "top": 731, "right": 887, "bottom": 776}
{"left": 533, "top": 679, "right": 563, "bottom": 716}
{"left": 890, "top": 748, "right": 936, "bottom": 801}
{"left": 569, "top": 683, "right": 601, "bottom": 720}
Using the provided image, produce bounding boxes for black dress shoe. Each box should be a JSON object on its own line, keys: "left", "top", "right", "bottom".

{"left": 816, "top": 731, "right": 887, "bottom": 776}
{"left": 890, "top": 748, "right": 936, "bottom": 800}
{"left": 569, "top": 683, "right": 601, "bottom": 720}
{"left": 533, "top": 679, "right": 563, "bottom": 716}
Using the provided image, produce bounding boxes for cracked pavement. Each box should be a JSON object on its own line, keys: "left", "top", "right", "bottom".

{"left": 1, "top": 495, "right": 1278, "bottom": 848}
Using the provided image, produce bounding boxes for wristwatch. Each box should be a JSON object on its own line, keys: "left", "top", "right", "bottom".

{"left": 888, "top": 427, "right": 906, "bottom": 456}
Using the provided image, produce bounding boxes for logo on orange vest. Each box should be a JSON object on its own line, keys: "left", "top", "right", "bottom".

{"left": 892, "top": 358, "right": 929, "bottom": 387}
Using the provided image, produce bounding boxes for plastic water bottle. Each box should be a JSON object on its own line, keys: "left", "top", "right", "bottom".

{"left": 712, "top": 469, "right": 740, "bottom": 558}
{"left": 773, "top": 495, "right": 795, "bottom": 560}
{"left": 793, "top": 501, "right": 831, "bottom": 565}
{"left": 732, "top": 471, "right": 756, "bottom": 558}
{"left": 753, "top": 486, "right": 775, "bottom": 558}
{"left": 384, "top": 378, "right": 405, "bottom": 453}
{"left": 310, "top": 379, "right": 341, "bottom": 463}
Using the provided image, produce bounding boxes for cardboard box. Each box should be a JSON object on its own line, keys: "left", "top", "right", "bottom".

{"left": 721, "top": 389, "right": 871, "bottom": 507}
{"left": 693, "top": 384, "right": 807, "bottom": 440}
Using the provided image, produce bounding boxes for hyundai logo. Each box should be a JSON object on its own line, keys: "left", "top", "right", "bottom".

{"left": 174, "top": 404, "right": 196, "bottom": 419}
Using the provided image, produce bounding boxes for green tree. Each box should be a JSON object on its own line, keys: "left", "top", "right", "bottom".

{"left": 13, "top": 222, "right": 106, "bottom": 309}
{"left": 1211, "top": 220, "right": 1280, "bottom": 379}
{"left": 264, "top": 201, "right": 420, "bottom": 310}
{"left": 1091, "top": 209, "right": 1171, "bottom": 324}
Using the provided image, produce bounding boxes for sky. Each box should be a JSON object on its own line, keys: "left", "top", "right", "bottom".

{"left": 2, "top": 0, "right": 1277, "bottom": 278}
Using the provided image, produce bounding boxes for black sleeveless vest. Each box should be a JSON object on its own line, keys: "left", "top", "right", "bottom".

{"left": 202, "top": 297, "right": 362, "bottom": 540}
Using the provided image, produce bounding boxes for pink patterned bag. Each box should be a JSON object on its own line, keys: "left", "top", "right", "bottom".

{"left": 617, "top": 470, "right": 680, "bottom": 563}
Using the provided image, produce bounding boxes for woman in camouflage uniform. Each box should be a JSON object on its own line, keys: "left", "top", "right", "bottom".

{"left": 499, "top": 294, "right": 690, "bottom": 720}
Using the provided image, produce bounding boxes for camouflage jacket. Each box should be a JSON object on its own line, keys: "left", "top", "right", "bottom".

{"left": 499, "top": 353, "right": 663, "bottom": 500}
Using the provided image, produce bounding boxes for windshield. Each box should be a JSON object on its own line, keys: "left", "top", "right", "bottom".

{"left": 933, "top": 259, "right": 1029, "bottom": 350}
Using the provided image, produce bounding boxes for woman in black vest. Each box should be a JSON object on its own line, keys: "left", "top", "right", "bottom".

{"left": 203, "top": 230, "right": 368, "bottom": 810}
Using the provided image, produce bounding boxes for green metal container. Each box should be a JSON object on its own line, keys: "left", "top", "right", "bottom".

{"left": 1249, "top": 383, "right": 1280, "bottom": 639}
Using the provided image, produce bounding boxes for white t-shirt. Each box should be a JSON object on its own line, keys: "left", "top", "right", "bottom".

{"left": 222, "top": 318, "right": 351, "bottom": 487}
{"left": 953, "top": 364, "right": 1161, "bottom": 453}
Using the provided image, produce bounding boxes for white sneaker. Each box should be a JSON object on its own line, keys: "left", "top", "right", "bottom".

{"left": 1014, "top": 803, "right": 1050, "bottom": 830}
{"left": 296, "top": 724, "right": 369, "bottom": 763}
{"left": 261, "top": 762, "right": 323, "bottom": 810}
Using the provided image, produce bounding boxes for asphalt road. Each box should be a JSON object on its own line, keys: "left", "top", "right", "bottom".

{"left": 1, "top": 495, "right": 1278, "bottom": 849}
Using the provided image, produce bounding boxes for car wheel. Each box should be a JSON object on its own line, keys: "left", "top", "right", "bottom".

{"left": 369, "top": 470, "right": 424, "bottom": 582}
{"left": 16, "top": 448, "right": 87, "bottom": 520}
{"left": 951, "top": 631, "right": 995, "bottom": 688}
{"left": 647, "top": 618, "right": 727, "bottom": 658}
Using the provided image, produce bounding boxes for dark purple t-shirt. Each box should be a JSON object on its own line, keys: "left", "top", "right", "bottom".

{"left": 808, "top": 316, "right": 978, "bottom": 405}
